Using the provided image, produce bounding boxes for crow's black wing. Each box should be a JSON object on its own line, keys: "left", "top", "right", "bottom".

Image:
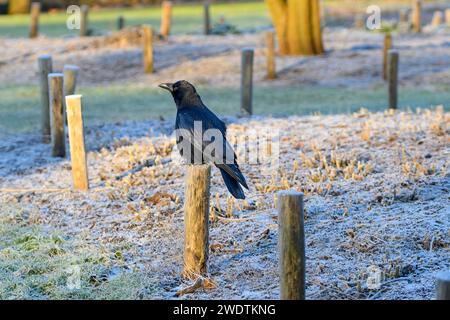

{"left": 175, "top": 106, "right": 248, "bottom": 189}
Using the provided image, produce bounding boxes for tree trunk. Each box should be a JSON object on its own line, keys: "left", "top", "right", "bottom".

{"left": 267, "top": 0, "right": 324, "bottom": 56}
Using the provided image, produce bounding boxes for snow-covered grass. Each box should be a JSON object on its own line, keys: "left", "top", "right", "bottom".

{"left": 0, "top": 107, "right": 448, "bottom": 300}
{"left": 0, "top": 203, "right": 158, "bottom": 299}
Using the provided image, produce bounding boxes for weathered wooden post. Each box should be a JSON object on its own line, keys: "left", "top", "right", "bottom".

{"left": 63, "top": 65, "right": 79, "bottom": 125}
{"left": 412, "top": 0, "right": 422, "bottom": 33}
{"left": 278, "top": 191, "right": 305, "bottom": 300}
{"left": 266, "top": 31, "right": 276, "bottom": 80}
{"left": 183, "top": 164, "right": 211, "bottom": 279}
{"left": 431, "top": 11, "right": 443, "bottom": 27}
{"left": 38, "top": 55, "right": 53, "bottom": 143}
{"left": 64, "top": 65, "right": 79, "bottom": 97}
{"left": 399, "top": 9, "right": 409, "bottom": 24}
{"left": 383, "top": 33, "right": 392, "bottom": 81}
{"left": 241, "top": 48, "right": 254, "bottom": 116}
{"left": 436, "top": 271, "right": 450, "bottom": 300}
{"left": 354, "top": 14, "right": 365, "bottom": 29}
{"left": 160, "top": 1, "right": 172, "bottom": 39}
{"left": 388, "top": 50, "right": 399, "bottom": 110}
{"left": 446, "top": 9, "right": 450, "bottom": 27}
{"left": 203, "top": 3, "right": 211, "bottom": 35}
{"left": 29, "top": 2, "right": 40, "bottom": 38}
{"left": 117, "top": 15, "right": 125, "bottom": 30}
{"left": 80, "top": 5, "right": 89, "bottom": 37}
{"left": 65, "top": 95, "right": 89, "bottom": 191}
{"left": 142, "top": 25, "right": 154, "bottom": 73}
{"left": 48, "top": 73, "right": 65, "bottom": 158}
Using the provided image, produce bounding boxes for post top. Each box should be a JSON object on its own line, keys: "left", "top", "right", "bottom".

{"left": 277, "top": 190, "right": 304, "bottom": 198}
{"left": 388, "top": 49, "right": 399, "bottom": 55}
{"left": 48, "top": 73, "right": 64, "bottom": 78}
{"left": 436, "top": 270, "right": 450, "bottom": 281}
{"left": 64, "top": 65, "right": 80, "bottom": 71}
{"left": 38, "top": 54, "right": 52, "bottom": 60}
{"left": 65, "top": 94, "right": 83, "bottom": 100}
{"left": 242, "top": 48, "right": 254, "bottom": 53}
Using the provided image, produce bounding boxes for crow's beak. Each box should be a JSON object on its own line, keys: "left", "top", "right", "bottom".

{"left": 158, "top": 83, "right": 174, "bottom": 93}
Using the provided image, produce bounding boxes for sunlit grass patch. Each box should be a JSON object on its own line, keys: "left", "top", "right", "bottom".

{"left": 0, "top": 204, "right": 157, "bottom": 300}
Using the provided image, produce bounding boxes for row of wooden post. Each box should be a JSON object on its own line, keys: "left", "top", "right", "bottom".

{"left": 186, "top": 166, "right": 450, "bottom": 299}
{"left": 184, "top": 165, "right": 305, "bottom": 299}
{"left": 29, "top": 2, "right": 89, "bottom": 38}
{"left": 38, "top": 55, "right": 89, "bottom": 191}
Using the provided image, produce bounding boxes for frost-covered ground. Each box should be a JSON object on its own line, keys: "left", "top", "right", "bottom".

{"left": 0, "top": 107, "right": 448, "bottom": 300}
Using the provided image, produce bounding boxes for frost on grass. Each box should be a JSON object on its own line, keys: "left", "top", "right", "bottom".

{"left": 0, "top": 107, "right": 448, "bottom": 300}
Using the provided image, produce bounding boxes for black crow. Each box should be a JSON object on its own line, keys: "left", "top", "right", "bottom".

{"left": 159, "top": 80, "right": 249, "bottom": 199}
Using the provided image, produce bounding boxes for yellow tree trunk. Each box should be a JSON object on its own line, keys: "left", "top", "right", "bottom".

{"left": 267, "top": 0, "right": 324, "bottom": 56}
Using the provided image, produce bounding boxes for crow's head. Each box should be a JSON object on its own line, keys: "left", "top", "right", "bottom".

{"left": 159, "top": 80, "right": 202, "bottom": 108}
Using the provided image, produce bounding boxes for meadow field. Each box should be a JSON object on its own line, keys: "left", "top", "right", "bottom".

{"left": 0, "top": 0, "right": 449, "bottom": 300}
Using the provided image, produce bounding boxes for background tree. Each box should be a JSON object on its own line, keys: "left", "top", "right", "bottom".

{"left": 266, "top": 0, "right": 324, "bottom": 56}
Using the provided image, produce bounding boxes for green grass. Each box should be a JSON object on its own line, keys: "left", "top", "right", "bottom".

{"left": 1, "top": 84, "right": 449, "bottom": 137}
{"left": 0, "top": 2, "right": 270, "bottom": 38}
{"left": 0, "top": 203, "right": 157, "bottom": 299}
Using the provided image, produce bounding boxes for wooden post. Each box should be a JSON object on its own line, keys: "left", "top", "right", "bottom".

{"left": 117, "top": 15, "right": 124, "bottom": 30}
{"left": 183, "top": 164, "right": 211, "bottom": 279}
{"left": 278, "top": 191, "right": 305, "bottom": 300}
{"left": 412, "top": 0, "right": 422, "bottom": 33}
{"left": 354, "top": 14, "right": 365, "bottom": 29}
{"left": 65, "top": 95, "right": 89, "bottom": 191}
{"left": 48, "top": 73, "right": 65, "bottom": 158}
{"left": 399, "top": 9, "right": 409, "bottom": 24}
{"left": 38, "top": 55, "right": 53, "bottom": 143}
{"left": 388, "top": 50, "right": 399, "bottom": 110}
{"left": 203, "top": 3, "right": 211, "bottom": 35}
{"left": 160, "top": 1, "right": 172, "bottom": 39}
{"left": 431, "top": 11, "right": 443, "bottom": 27}
{"left": 63, "top": 65, "right": 79, "bottom": 125}
{"left": 266, "top": 31, "right": 276, "bottom": 80}
{"left": 142, "top": 25, "right": 154, "bottom": 73}
{"left": 383, "top": 33, "right": 392, "bottom": 81}
{"left": 29, "top": 2, "right": 40, "bottom": 38}
{"left": 241, "top": 48, "right": 254, "bottom": 116}
{"left": 446, "top": 9, "right": 450, "bottom": 27}
{"left": 64, "top": 65, "right": 79, "bottom": 97}
{"left": 80, "top": 5, "right": 89, "bottom": 37}
{"left": 436, "top": 271, "right": 450, "bottom": 300}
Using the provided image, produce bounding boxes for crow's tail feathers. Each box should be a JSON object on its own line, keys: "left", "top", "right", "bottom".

{"left": 219, "top": 168, "right": 246, "bottom": 200}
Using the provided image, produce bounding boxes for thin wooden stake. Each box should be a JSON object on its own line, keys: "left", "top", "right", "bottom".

{"left": 143, "top": 25, "right": 154, "bottom": 73}
{"left": 160, "top": 1, "right": 172, "bottom": 39}
{"left": 241, "top": 48, "right": 254, "bottom": 116}
{"left": 431, "top": 11, "right": 443, "bottom": 27}
{"left": 63, "top": 65, "right": 79, "bottom": 126}
{"left": 80, "top": 5, "right": 89, "bottom": 37}
{"left": 64, "top": 65, "right": 79, "bottom": 97}
{"left": 399, "top": 9, "right": 409, "bottom": 24}
{"left": 278, "top": 191, "right": 305, "bottom": 300}
{"left": 388, "top": 50, "right": 399, "bottom": 110}
{"left": 203, "top": 3, "right": 211, "bottom": 35}
{"left": 48, "top": 73, "right": 65, "bottom": 158}
{"left": 266, "top": 31, "right": 276, "bottom": 80}
{"left": 446, "top": 9, "right": 450, "bottom": 27}
{"left": 436, "top": 270, "right": 450, "bottom": 300}
{"left": 29, "top": 2, "right": 40, "bottom": 38}
{"left": 183, "top": 164, "right": 211, "bottom": 279}
{"left": 117, "top": 15, "right": 124, "bottom": 30}
{"left": 412, "top": 0, "right": 422, "bottom": 33}
{"left": 354, "top": 14, "right": 365, "bottom": 29}
{"left": 38, "top": 55, "right": 53, "bottom": 143}
{"left": 65, "top": 95, "right": 89, "bottom": 191}
{"left": 383, "top": 33, "right": 392, "bottom": 81}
